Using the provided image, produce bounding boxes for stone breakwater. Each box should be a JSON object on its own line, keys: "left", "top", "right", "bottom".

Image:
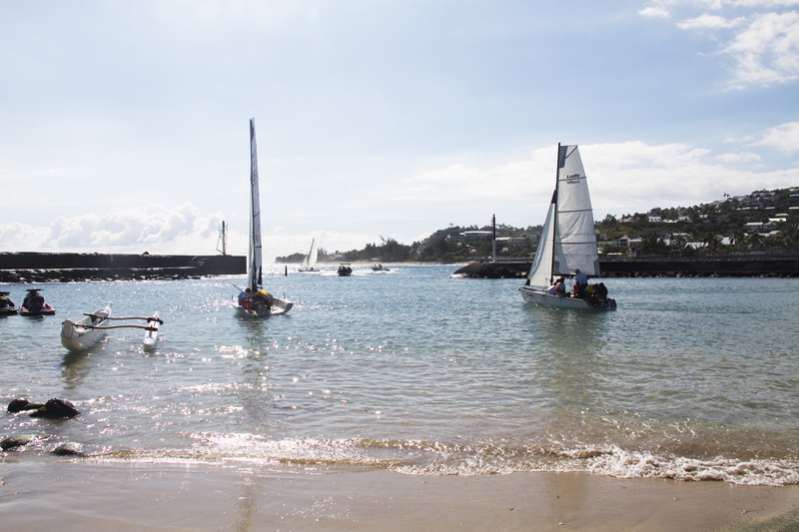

{"left": 454, "top": 255, "right": 799, "bottom": 278}
{"left": 0, "top": 252, "right": 245, "bottom": 282}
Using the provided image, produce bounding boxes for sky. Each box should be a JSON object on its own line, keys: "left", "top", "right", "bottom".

{"left": 1, "top": 0, "right": 798, "bottom": 260}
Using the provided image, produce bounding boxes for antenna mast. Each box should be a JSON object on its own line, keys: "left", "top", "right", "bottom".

{"left": 216, "top": 221, "right": 228, "bottom": 256}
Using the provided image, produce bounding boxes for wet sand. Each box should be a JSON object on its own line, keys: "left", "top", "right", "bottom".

{"left": 1, "top": 462, "right": 798, "bottom": 531}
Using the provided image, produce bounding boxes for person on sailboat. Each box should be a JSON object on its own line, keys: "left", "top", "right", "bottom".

{"left": 238, "top": 288, "right": 253, "bottom": 310}
{"left": 252, "top": 289, "right": 274, "bottom": 312}
{"left": 574, "top": 269, "right": 588, "bottom": 298}
{"left": 548, "top": 277, "right": 566, "bottom": 297}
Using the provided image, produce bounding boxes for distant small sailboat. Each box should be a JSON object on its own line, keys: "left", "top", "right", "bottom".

{"left": 61, "top": 306, "right": 111, "bottom": 353}
{"left": 519, "top": 144, "right": 616, "bottom": 311}
{"left": 298, "top": 238, "right": 319, "bottom": 272}
{"left": 235, "top": 118, "right": 293, "bottom": 318}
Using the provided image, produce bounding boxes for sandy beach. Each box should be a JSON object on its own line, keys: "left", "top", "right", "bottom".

{"left": 1, "top": 461, "right": 797, "bottom": 531}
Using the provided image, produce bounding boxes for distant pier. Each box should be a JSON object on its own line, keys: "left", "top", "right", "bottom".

{"left": 0, "top": 252, "right": 245, "bottom": 283}
{"left": 454, "top": 255, "right": 799, "bottom": 278}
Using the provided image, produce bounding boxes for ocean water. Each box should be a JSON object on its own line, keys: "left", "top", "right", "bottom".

{"left": 1, "top": 265, "right": 798, "bottom": 486}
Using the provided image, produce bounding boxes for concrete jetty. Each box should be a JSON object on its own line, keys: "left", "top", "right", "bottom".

{"left": 0, "top": 252, "right": 245, "bottom": 283}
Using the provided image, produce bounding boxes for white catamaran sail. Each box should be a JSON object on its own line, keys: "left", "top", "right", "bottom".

{"left": 298, "top": 238, "right": 319, "bottom": 272}
{"left": 237, "top": 118, "right": 293, "bottom": 318}
{"left": 520, "top": 144, "right": 615, "bottom": 310}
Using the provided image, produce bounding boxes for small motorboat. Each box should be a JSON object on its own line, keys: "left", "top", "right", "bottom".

{"left": 0, "top": 291, "right": 17, "bottom": 316}
{"left": 20, "top": 288, "right": 55, "bottom": 316}
{"left": 371, "top": 263, "right": 390, "bottom": 272}
{"left": 337, "top": 264, "right": 353, "bottom": 277}
{"left": 61, "top": 305, "right": 111, "bottom": 353}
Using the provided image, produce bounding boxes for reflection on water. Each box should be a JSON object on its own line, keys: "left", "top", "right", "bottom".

{"left": 61, "top": 350, "right": 93, "bottom": 391}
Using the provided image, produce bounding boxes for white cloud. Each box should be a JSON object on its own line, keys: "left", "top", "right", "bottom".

{"left": 724, "top": 11, "right": 799, "bottom": 87}
{"left": 753, "top": 120, "right": 799, "bottom": 152}
{"left": 677, "top": 14, "right": 746, "bottom": 29}
{"left": 728, "top": 0, "right": 799, "bottom": 6}
{"left": 0, "top": 204, "right": 223, "bottom": 255}
{"left": 715, "top": 151, "right": 762, "bottom": 162}
{"left": 404, "top": 139, "right": 798, "bottom": 216}
{"left": 641, "top": 2, "right": 799, "bottom": 88}
{"left": 639, "top": 5, "right": 672, "bottom": 17}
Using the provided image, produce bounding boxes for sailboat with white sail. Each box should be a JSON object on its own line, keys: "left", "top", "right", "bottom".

{"left": 298, "top": 237, "right": 319, "bottom": 272}
{"left": 519, "top": 144, "right": 616, "bottom": 310}
{"left": 236, "top": 118, "right": 293, "bottom": 318}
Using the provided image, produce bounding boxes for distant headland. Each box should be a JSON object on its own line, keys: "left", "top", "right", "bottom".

{"left": 278, "top": 186, "right": 799, "bottom": 277}
{"left": 278, "top": 186, "right": 799, "bottom": 264}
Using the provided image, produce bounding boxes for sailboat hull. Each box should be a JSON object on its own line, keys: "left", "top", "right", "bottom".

{"left": 519, "top": 286, "right": 616, "bottom": 311}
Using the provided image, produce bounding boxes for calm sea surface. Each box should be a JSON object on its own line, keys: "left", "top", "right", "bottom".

{"left": 1, "top": 265, "right": 798, "bottom": 485}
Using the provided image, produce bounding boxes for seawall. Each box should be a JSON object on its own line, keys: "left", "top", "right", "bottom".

{"left": 453, "top": 255, "right": 799, "bottom": 278}
{"left": 0, "top": 252, "right": 245, "bottom": 283}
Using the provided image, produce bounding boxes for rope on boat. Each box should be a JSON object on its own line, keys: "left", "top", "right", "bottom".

{"left": 78, "top": 324, "right": 159, "bottom": 332}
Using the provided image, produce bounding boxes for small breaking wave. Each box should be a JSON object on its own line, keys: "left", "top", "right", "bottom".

{"left": 87, "top": 435, "right": 799, "bottom": 486}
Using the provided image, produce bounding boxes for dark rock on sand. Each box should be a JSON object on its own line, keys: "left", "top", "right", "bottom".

{"left": 29, "top": 399, "right": 79, "bottom": 419}
{"left": 1, "top": 434, "right": 37, "bottom": 451}
{"left": 7, "top": 398, "right": 44, "bottom": 413}
{"left": 51, "top": 442, "right": 85, "bottom": 457}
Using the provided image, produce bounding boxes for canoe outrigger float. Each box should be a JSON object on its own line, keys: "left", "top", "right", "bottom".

{"left": 143, "top": 312, "right": 161, "bottom": 351}
{"left": 61, "top": 308, "right": 164, "bottom": 354}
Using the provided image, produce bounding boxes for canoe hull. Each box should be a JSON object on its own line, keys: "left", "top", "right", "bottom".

{"left": 61, "top": 306, "right": 111, "bottom": 353}
{"left": 519, "top": 286, "right": 616, "bottom": 311}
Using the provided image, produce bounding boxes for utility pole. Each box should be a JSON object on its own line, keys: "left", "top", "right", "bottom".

{"left": 217, "top": 221, "right": 228, "bottom": 256}
{"left": 491, "top": 214, "right": 497, "bottom": 263}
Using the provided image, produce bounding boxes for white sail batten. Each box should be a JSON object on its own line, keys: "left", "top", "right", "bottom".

{"left": 553, "top": 145, "right": 599, "bottom": 277}
{"left": 527, "top": 199, "right": 556, "bottom": 288}
{"left": 248, "top": 118, "right": 263, "bottom": 291}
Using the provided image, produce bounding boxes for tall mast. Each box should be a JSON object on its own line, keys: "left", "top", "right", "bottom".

{"left": 491, "top": 214, "right": 497, "bottom": 263}
{"left": 550, "top": 143, "right": 561, "bottom": 285}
